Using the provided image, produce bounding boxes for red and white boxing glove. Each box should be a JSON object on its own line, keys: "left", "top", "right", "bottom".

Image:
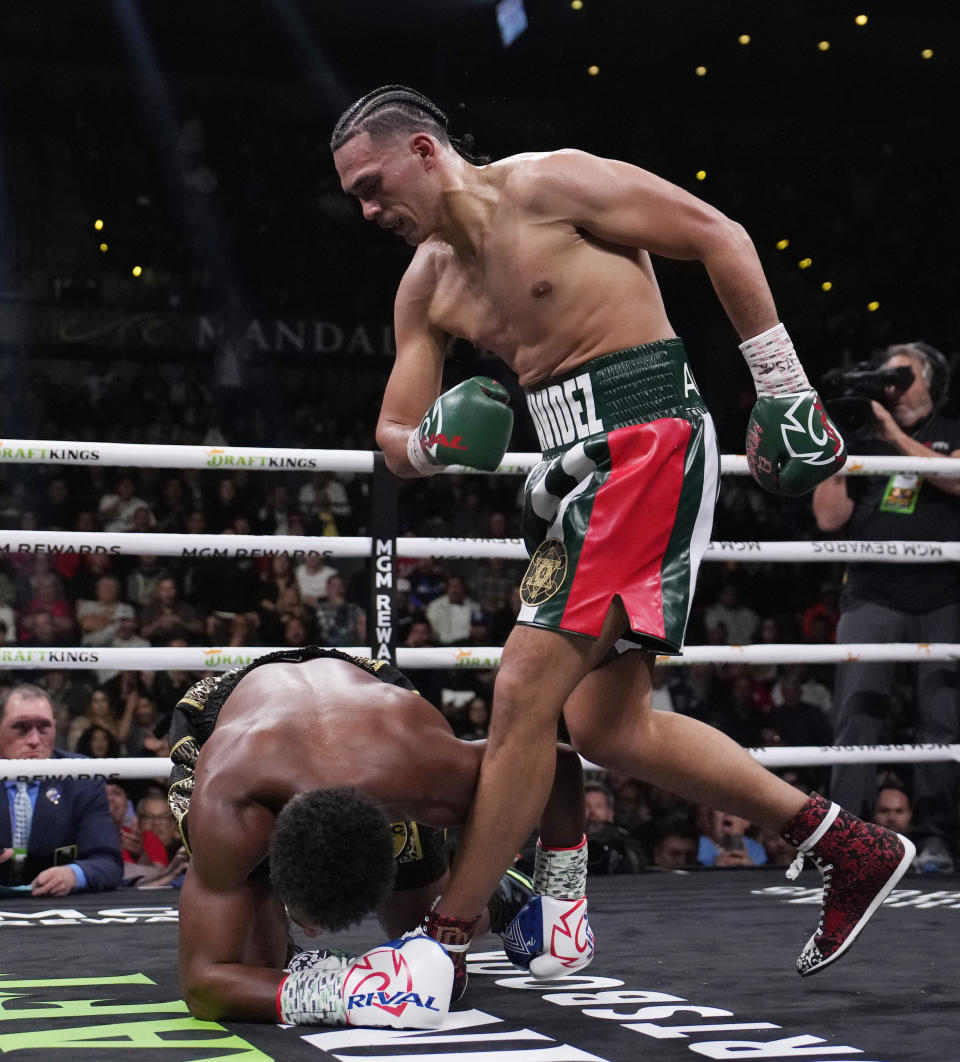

{"left": 278, "top": 933, "right": 453, "bottom": 1028}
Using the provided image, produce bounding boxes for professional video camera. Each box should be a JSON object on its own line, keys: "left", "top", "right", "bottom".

{"left": 819, "top": 362, "right": 915, "bottom": 438}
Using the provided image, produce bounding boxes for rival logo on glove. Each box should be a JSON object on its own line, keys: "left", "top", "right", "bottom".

{"left": 343, "top": 945, "right": 442, "bottom": 1021}
{"left": 423, "top": 433, "right": 468, "bottom": 451}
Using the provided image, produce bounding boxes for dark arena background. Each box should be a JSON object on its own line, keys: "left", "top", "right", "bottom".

{"left": 0, "top": 2, "right": 959, "bottom": 1061}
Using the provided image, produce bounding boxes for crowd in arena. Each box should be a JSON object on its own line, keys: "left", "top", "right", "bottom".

{"left": 0, "top": 357, "right": 934, "bottom": 880}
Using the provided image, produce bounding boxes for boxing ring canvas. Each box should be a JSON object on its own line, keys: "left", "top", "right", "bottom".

{"left": 1, "top": 871, "right": 956, "bottom": 1061}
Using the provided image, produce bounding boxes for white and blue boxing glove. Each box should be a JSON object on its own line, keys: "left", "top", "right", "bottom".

{"left": 502, "top": 836, "right": 595, "bottom": 978}
{"left": 278, "top": 932, "right": 453, "bottom": 1028}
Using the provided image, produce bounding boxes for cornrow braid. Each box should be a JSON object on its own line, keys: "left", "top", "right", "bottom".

{"left": 330, "top": 84, "right": 450, "bottom": 151}
{"left": 330, "top": 84, "right": 489, "bottom": 163}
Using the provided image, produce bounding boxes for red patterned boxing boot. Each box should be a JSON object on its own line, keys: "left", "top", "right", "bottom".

{"left": 780, "top": 792, "right": 915, "bottom": 976}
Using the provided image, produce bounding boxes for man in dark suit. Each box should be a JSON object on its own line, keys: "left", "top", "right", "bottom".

{"left": 0, "top": 683, "right": 123, "bottom": 895}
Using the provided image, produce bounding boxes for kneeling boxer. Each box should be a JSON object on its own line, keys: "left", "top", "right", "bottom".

{"left": 168, "top": 646, "right": 586, "bottom": 1028}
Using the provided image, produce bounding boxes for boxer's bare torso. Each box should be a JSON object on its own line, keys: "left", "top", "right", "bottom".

{"left": 403, "top": 151, "right": 676, "bottom": 386}
{"left": 333, "top": 134, "right": 768, "bottom": 469}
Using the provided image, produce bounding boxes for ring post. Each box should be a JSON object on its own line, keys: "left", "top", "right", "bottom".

{"left": 369, "top": 452, "right": 400, "bottom": 664}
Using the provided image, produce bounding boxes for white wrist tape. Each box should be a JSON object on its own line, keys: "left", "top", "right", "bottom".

{"left": 406, "top": 429, "right": 441, "bottom": 477}
{"left": 278, "top": 967, "right": 347, "bottom": 1025}
{"left": 739, "top": 322, "right": 811, "bottom": 397}
{"left": 533, "top": 835, "right": 588, "bottom": 899}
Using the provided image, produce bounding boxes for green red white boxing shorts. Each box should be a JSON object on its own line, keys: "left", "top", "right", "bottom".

{"left": 519, "top": 340, "right": 720, "bottom": 655}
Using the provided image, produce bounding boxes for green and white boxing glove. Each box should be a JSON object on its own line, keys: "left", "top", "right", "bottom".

{"left": 406, "top": 376, "right": 514, "bottom": 475}
{"left": 741, "top": 323, "right": 847, "bottom": 496}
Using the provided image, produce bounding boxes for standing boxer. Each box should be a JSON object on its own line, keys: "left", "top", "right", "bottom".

{"left": 330, "top": 86, "right": 913, "bottom": 984}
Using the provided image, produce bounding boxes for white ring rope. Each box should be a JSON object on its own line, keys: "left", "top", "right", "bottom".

{"left": 1, "top": 530, "right": 957, "bottom": 563}
{"left": 3, "top": 743, "right": 959, "bottom": 783}
{"left": 0, "top": 439, "right": 959, "bottom": 477}
{"left": 1, "top": 642, "right": 957, "bottom": 671}
{"left": 2, "top": 441, "right": 957, "bottom": 782}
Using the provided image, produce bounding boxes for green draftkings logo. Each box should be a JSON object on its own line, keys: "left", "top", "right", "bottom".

{"left": 0, "top": 974, "right": 271, "bottom": 1059}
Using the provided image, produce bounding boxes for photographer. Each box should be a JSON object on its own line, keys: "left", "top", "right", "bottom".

{"left": 813, "top": 342, "right": 960, "bottom": 874}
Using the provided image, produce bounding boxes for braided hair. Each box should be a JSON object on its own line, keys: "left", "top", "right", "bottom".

{"left": 330, "top": 84, "right": 488, "bottom": 164}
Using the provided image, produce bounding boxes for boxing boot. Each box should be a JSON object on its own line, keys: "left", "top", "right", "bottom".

{"left": 780, "top": 792, "right": 915, "bottom": 976}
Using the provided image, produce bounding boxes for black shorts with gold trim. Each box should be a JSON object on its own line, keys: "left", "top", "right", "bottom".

{"left": 167, "top": 645, "right": 448, "bottom": 887}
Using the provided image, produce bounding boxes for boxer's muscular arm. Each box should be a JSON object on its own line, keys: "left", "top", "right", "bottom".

{"left": 377, "top": 259, "right": 447, "bottom": 478}
{"left": 527, "top": 149, "right": 779, "bottom": 341}
{"left": 178, "top": 797, "right": 285, "bottom": 1022}
{"left": 812, "top": 474, "right": 854, "bottom": 533}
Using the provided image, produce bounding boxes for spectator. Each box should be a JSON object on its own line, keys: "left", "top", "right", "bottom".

{"left": 0, "top": 684, "right": 123, "bottom": 894}
{"left": 459, "top": 696, "right": 490, "bottom": 740}
{"left": 801, "top": 581, "right": 841, "bottom": 643}
{"left": 140, "top": 576, "right": 204, "bottom": 644}
{"left": 70, "top": 553, "right": 119, "bottom": 605}
{"left": 105, "top": 781, "right": 167, "bottom": 884}
{"left": 18, "top": 572, "right": 75, "bottom": 642}
{"left": 872, "top": 784, "right": 913, "bottom": 837}
{"left": 583, "top": 780, "right": 647, "bottom": 874}
{"left": 297, "top": 471, "right": 351, "bottom": 534}
{"left": 75, "top": 723, "right": 121, "bottom": 759}
{"left": 703, "top": 582, "right": 760, "bottom": 645}
{"left": 697, "top": 807, "right": 768, "bottom": 868}
{"left": 314, "top": 574, "right": 364, "bottom": 647}
{"left": 67, "top": 686, "right": 124, "bottom": 752}
{"left": 18, "top": 609, "right": 73, "bottom": 651}
{"left": 124, "top": 692, "right": 169, "bottom": 759}
{"left": 126, "top": 555, "right": 167, "bottom": 610}
{"left": 651, "top": 818, "right": 700, "bottom": 870}
{"left": 97, "top": 472, "right": 150, "bottom": 533}
{"left": 766, "top": 672, "right": 833, "bottom": 747}
{"left": 709, "top": 673, "right": 763, "bottom": 748}
{"left": 76, "top": 574, "right": 130, "bottom": 645}
{"left": 425, "top": 575, "right": 479, "bottom": 646}
{"left": 153, "top": 476, "right": 192, "bottom": 533}
{"left": 294, "top": 552, "right": 338, "bottom": 607}
{"left": 136, "top": 791, "right": 179, "bottom": 862}
{"left": 257, "top": 484, "right": 297, "bottom": 536}
{"left": 85, "top": 604, "right": 151, "bottom": 687}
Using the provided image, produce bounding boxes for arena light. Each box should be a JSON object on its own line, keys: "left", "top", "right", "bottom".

{"left": 132, "top": 265, "right": 142, "bottom": 277}
{"left": 798, "top": 258, "right": 812, "bottom": 269}
{"left": 855, "top": 14, "right": 868, "bottom": 26}
{"left": 587, "top": 64, "right": 599, "bottom": 76}
{"left": 921, "top": 48, "right": 933, "bottom": 59}
{"left": 867, "top": 301, "right": 880, "bottom": 311}
{"left": 818, "top": 40, "right": 830, "bottom": 51}
{"left": 738, "top": 34, "right": 751, "bottom": 45}
{"left": 99, "top": 242, "right": 108, "bottom": 252}
{"left": 821, "top": 281, "right": 833, "bottom": 292}
{"left": 94, "top": 219, "right": 104, "bottom": 231}
{"left": 695, "top": 170, "right": 707, "bottom": 181}
{"left": 495, "top": 0, "right": 527, "bottom": 47}
{"left": 695, "top": 65, "right": 707, "bottom": 76}
{"left": 776, "top": 239, "right": 790, "bottom": 250}
{"left": 571, "top": 0, "right": 583, "bottom": 8}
